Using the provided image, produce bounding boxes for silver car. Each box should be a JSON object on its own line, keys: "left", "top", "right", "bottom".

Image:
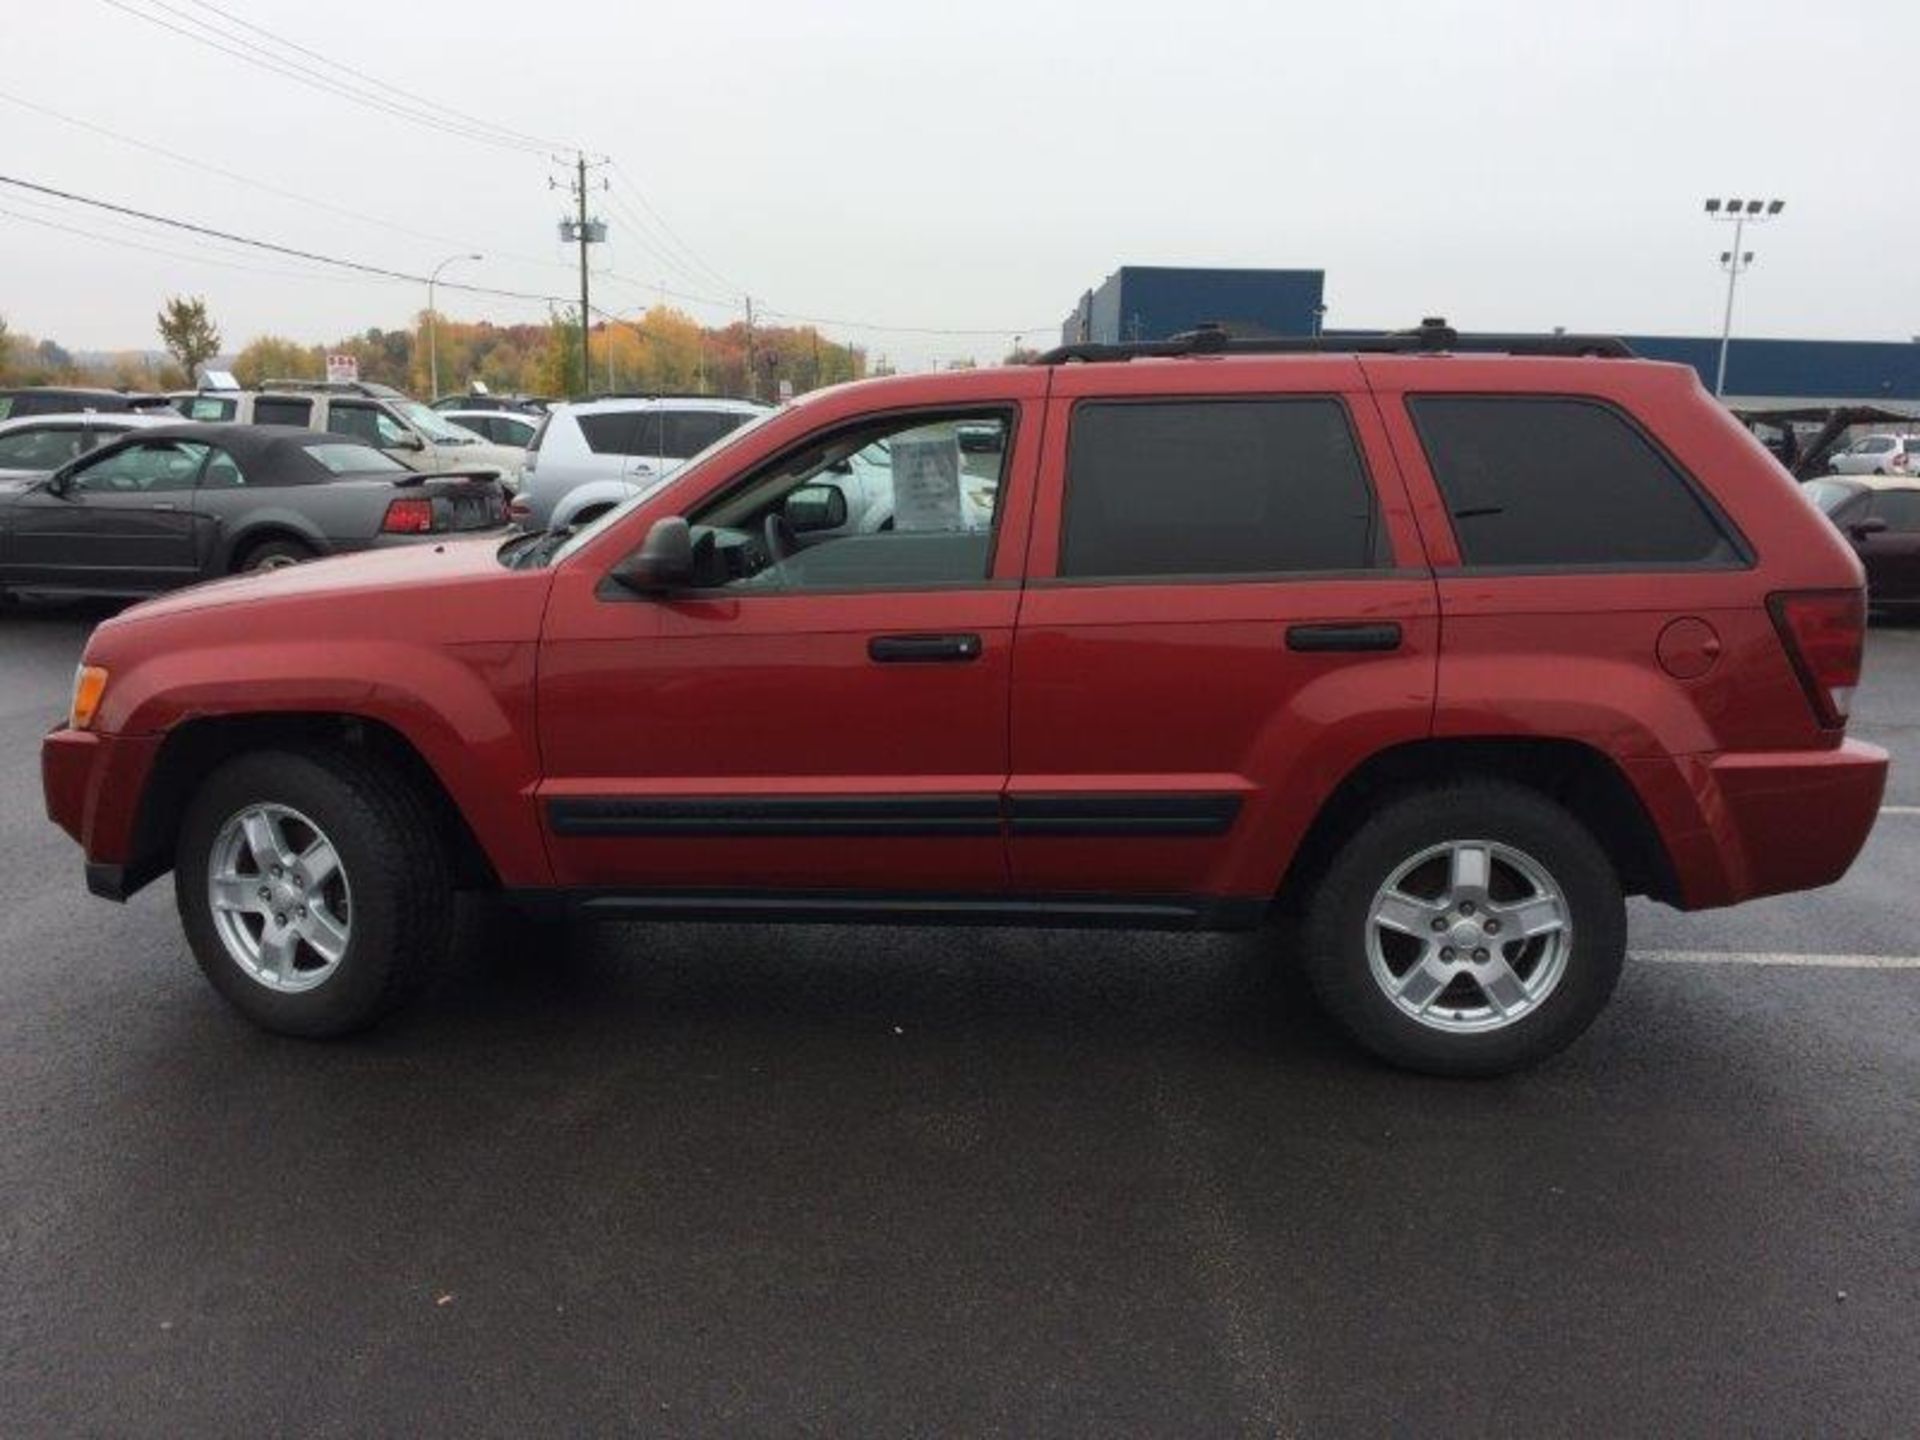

{"left": 514, "top": 396, "right": 768, "bottom": 530}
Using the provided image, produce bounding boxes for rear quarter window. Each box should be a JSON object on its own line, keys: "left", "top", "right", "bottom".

{"left": 1408, "top": 396, "right": 1742, "bottom": 569}
{"left": 577, "top": 412, "right": 641, "bottom": 455}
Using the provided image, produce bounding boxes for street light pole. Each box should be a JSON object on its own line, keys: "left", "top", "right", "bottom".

{"left": 427, "top": 252, "right": 482, "bottom": 399}
{"left": 1703, "top": 198, "right": 1783, "bottom": 399}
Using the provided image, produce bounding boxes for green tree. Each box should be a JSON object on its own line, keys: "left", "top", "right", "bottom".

{"left": 157, "top": 295, "right": 221, "bottom": 380}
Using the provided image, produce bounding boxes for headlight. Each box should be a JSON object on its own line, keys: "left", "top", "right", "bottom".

{"left": 69, "top": 665, "right": 108, "bottom": 731}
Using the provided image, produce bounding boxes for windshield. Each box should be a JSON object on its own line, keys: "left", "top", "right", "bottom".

{"left": 547, "top": 405, "right": 785, "bottom": 565}
{"left": 395, "top": 400, "right": 480, "bottom": 444}
{"left": 1803, "top": 479, "right": 1861, "bottom": 513}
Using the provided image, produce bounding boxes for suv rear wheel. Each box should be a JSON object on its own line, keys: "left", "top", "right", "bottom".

{"left": 175, "top": 748, "right": 453, "bottom": 1037}
{"left": 1301, "top": 782, "right": 1625, "bottom": 1076}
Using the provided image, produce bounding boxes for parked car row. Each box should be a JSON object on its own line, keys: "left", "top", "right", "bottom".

{"left": 172, "top": 380, "right": 527, "bottom": 487}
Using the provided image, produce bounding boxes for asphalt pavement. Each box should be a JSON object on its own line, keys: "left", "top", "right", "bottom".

{"left": 2, "top": 600, "right": 1916, "bottom": 1437}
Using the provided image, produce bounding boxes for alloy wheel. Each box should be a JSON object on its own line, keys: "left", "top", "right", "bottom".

{"left": 1364, "top": 839, "right": 1572, "bottom": 1033}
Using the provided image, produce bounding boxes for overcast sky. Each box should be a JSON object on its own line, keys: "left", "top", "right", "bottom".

{"left": 5, "top": 0, "right": 1917, "bottom": 369}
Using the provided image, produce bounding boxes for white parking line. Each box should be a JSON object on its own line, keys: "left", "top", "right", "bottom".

{"left": 1879, "top": 805, "right": 1920, "bottom": 816}
{"left": 1635, "top": 950, "right": 1920, "bottom": 970}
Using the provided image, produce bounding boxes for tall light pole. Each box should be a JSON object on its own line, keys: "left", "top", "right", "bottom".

{"left": 427, "top": 252, "right": 481, "bottom": 399}
{"left": 1704, "top": 198, "right": 1783, "bottom": 398}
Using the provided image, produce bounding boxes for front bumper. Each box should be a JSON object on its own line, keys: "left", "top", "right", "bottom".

{"left": 42, "top": 726, "right": 164, "bottom": 901}
{"left": 1630, "top": 739, "right": 1889, "bottom": 909}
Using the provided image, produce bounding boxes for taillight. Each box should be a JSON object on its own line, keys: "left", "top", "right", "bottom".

{"left": 1768, "top": 589, "right": 1865, "bottom": 728}
{"left": 381, "top": 496, "right": 436, "bottom": 534}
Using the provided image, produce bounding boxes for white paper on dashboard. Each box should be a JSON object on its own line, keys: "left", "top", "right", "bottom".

{"left": 890, "top": 434, "right": 964, "bottom": 531}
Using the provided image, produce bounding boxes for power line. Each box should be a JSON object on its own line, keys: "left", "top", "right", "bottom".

{"left": 0, "top": 85, "right": 575, "bottom": 276}
{"left": 0, "top": 202, "right": 371, "bottom": 285}
{"left": 608, "top": 161, "right": 745, "bottom": 296}
{"left": 0, "top": 173, "right": 574, "bottom": 304}
{"left": 96, "top": 0, "right": 559, "bottom": 156}
{"left": 178, "top": 0, "right": 570, "bottom": 154}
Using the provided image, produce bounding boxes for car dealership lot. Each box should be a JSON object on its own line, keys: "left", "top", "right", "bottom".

{"left": 2, "top": 604, "right": 1917, "bottom": 1436}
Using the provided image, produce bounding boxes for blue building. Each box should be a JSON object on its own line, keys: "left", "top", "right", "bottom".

{"left": 1061, "top": 266, "right": 1920, "bottom": 406}
{"left": 1063, "top": 267, "right": 1327, "bottom": 347}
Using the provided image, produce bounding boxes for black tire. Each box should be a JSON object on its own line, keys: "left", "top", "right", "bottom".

{"left": 234, "top": 537, "right": 316, "bottom": 574}
{"left": 175, "top": 747, "right": 454, "bottom": 1037}
{"left": 1300, "top": 782, "right": 1625, "bottom": 1077}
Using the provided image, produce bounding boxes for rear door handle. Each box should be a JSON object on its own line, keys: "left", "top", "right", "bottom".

{"left": 868, "top": 632, "right": 983, "bottom": 663}
{"left": 149, "top": 501, "right": 179, "bottom": 511}
{"left": 1286, "top": 622, "right": 1403, "bottom": 653}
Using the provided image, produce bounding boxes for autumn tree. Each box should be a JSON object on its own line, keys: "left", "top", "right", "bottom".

{"left": 232, "top": 335, "right": 323, "bottom": 387}
{"left": 157, "top": 295, "right": 221, "bottom": 380}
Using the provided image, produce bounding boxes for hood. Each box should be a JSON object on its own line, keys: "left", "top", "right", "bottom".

{"left": 102, "top": 533, "right": 520, "bottom": 627}
{"left": 0, "top": 470, "right": 50, "bottom": 495}
{"left": 449, "top": 441, "right": 526, "bottom": 473}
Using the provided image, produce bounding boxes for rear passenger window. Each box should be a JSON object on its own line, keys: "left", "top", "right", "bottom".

{"left": 661, "top": 410, "right": 749, "bottom": 459}
{"left": 577, "top": 413, "right": 640, "bottom": 454}
{"left": 1060, "top": 399, "right": 1379, "bottom": 579}
{"left": 254, "top": 396, "right": 312, "bottom": 427}
{"left": 1410, "top": 397, "right": 1739, "bottom": 569}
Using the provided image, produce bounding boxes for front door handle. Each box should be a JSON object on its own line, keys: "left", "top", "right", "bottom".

{"left": 868, "top": 632, "right": 983, "bottom": 663}
{"left": 149, "top": 501, "right": 179, "bottom": 511}
{"left": 1286, "top": 622, "right": 1403, "bottom": 653}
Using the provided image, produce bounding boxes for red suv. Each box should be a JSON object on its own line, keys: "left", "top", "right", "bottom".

{"left": 41, "top": 323, "right": 1887, "bottom": 1074}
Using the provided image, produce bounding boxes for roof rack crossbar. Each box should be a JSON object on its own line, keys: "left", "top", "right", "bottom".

{"left": 1033, "top": 318, "right": 1633, "bottom": 365}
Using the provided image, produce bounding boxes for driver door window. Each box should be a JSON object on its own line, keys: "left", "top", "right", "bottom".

{"left": 69, "top": 440, "right": 209, "bottom": 493}
{"left": 329, "top": 403, "right": 409, "bottom": 449}
{"left": 687, "top": 411, "right": 1011, "bottom": 593}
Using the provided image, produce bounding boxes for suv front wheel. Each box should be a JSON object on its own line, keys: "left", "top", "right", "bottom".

{"left": 175, "top": 748, "right": 454, "bottom": 1037}
{"left": 1301, "top": 782, "right": 1626, "bottom": 1076}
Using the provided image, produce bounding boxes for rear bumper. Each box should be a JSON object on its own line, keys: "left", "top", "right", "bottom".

{"left": 42, "top": 726, "right": 164, "bottom": 901}
{"left": 1630, "top": 739, "right": 1889, "bottom": 909}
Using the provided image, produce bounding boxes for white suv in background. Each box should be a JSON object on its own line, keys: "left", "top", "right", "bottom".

{"left": 172, "top": 381, "right": 528, "bottom": 488}
{"left": 515, "top": 395, "right": 768, "bottom": 529}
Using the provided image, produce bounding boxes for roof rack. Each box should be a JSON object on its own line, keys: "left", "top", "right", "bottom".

{"left": 1034, "top": 318, "right": 1635, "bottom": 365}
{"left": 259, "top": 378, "right": 407, "bottom": 399}
{"left": 574, "top": 391, "right": 761, "bottom": 404}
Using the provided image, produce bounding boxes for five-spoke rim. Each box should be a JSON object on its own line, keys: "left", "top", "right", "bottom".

{"left": 1365, "top": 839, "right": 1571, "bottom": 1034}
{"left": 207, "top": 803, "right": 351, "bottom": 993}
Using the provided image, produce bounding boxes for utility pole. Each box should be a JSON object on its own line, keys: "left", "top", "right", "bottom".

{"left": 743, "top": 295, "right": 757, "bottom": 401}
{"left": 553, "top": 152, "right": 608, "bottom": 397}
{"left": 575, "top": 152, "right": 591, "bottom": 392}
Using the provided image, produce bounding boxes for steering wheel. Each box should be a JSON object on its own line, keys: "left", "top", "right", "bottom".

{"left": 762, "top": 512, "right": 798, "bottom": 581}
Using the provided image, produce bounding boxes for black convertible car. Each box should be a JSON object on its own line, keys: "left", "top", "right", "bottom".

{"left": 0, "top": 423, "right": 508, "bottom": 600}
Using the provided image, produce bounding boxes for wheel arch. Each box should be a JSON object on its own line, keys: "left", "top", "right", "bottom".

{"left": 1274, "top": 736, "right": 1681, "bottom": 911}
{"left": 550, "top": 478, "right": 636, "bottom": 531}
{"left": 221, "top": 517, "right": 327, "bottom": 572}
{"left": 127, "top": 712, "right": 501, "bottom": 894}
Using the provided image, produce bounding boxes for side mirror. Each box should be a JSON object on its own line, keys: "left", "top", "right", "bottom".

{"left": 610, "top": 516, "right": 694, "bottom": 594}
{"left": 1850, "top": 517, "right": 1889, "bottom": 540}
{"left": 42, "top": 468, "right": 71, "bottom": 496}
{"left": 783, "top": 482, "right": 849, "bottom": 533}
{"left": 390, "top": 432, "right": 426, "bottom": 452}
